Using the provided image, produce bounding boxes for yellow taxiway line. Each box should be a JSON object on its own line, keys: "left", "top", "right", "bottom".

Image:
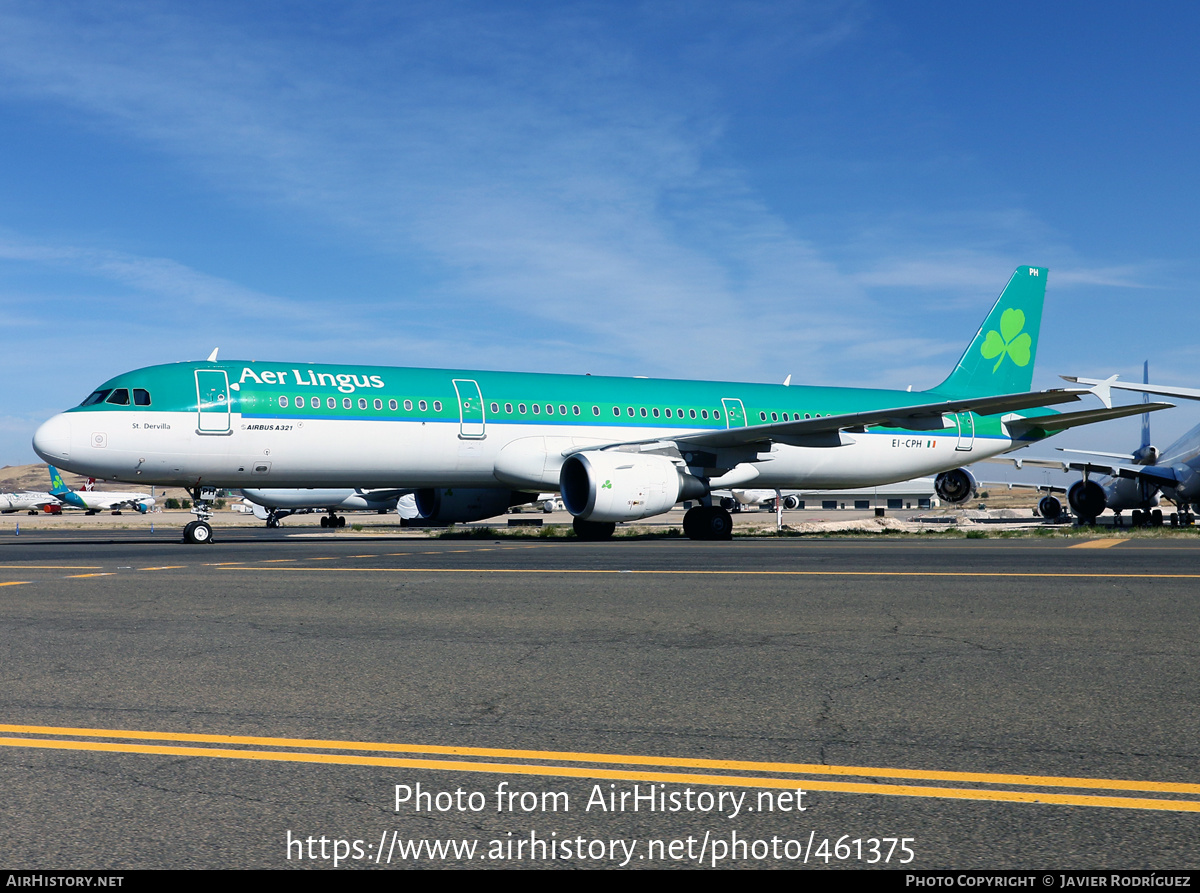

{"left": 0, "top": 724, "right": 1195, "bottom": 812}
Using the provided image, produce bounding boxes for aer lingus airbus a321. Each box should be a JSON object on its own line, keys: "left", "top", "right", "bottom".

{"left": 32, "top": 266, "right": 1166, "bottom": 543}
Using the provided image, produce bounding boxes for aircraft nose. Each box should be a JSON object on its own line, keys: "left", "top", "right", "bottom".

{"left": 33, "top": 413, "right": 73, "bottom": 462}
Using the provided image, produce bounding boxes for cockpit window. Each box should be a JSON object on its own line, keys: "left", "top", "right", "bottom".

{"left": 133, "top": 389, "right": 151, "bottom": 406}
{"left": 105, "top": 389, "right": 131, "bottom": 405}
{"left": 81, "top": 390, "right": 112, "bottom": 406}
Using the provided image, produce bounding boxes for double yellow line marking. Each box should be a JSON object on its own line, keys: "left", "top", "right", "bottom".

{"left": 1, "top": 724, "right": 1195, "bottom": 812}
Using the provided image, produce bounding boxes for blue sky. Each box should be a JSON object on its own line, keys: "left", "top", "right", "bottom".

{"left": 2, "top": 1, "right": 1198, "bottom": 466}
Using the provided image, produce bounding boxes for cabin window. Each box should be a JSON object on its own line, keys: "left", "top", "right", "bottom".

{"left": 771, "top": 412, "right": 778, "bottom": 421}
{"left": 419, "top": 400, "right": 428, "bottom": 411}
{"left": 714, "top": 410, "right": 720, "bottom": 420}
{"left": 612, "top": 407, "right": 620, "bottom": 417}
{"left": 627, "top": 407, "right": 635, "bottom": 417}
{"left": 359, "top": 398, "right": 368, "bottom": 410}
{"left": 532, "top": 403, "right": 540, "bottom": 414}
{"left": 343, "top": 397, "right": 352, "bottom": 409}
{"left": 389, "top": 399, "right": 398, "bottom": 411}
{"left": 592, "top": 406, "right": 599, "bottom": 416}
{"left": 519, "top": 403, "right": 527, "bottom": 413}
{"left": 677, "top": 409, "right": 684, "bottom": 417}
{"left": 759, "top": 412, "right": 766, "bottom": 421}
{"left": 491, "top": 402, "right": 499, "bottom": 413}
{"left": 309, "top": 397, "right": 319, "bottom": 409}
{"left": 295, "top": 395, "right": 304, "bottom": 406}
{"left": 689, "top": 409, "right": 696, "bottom": 419}
{"left": 559, "top": 404, "right": 567, "bottom": 415}
{"left": 545, "top": 404, "right": 553, "bottom": 415}
{"left": 433, "top": 401, "right": 442, "bottom": 411}
{"left": 572, "top": 405, "right": 579, "bottom": 415}
{"left": 652, "top": 408, "right": 659, "bottom": 418}
{"left": 133, "top": 389, "right": 151, "bottom": 406}
{"left": 404, "top": 400, "right": 413, "bottom": 411}
{"left": 505, "top": 403, "right": 513, "bottom": 413}
{"left": 106, "top": 389, "right": 130, "bottom": 405}
{"left": 374, "top": 399, "right": 383, "bottom": 410}
{"left": 701, "top": 409, "right": 708, "bottom": 420}
{"left": 804, "top": 413, "right": 810, "bottom": 419}
{"left": 782, "top": 412, "right": 788, "bottom": 421}
{"left": 81, "top": 390, "right": 112, "bottom": 406}
{"left": 279, "top": 396, "right": 289, "bottom": 408}
{"left": 666, "top": 408, "right": 672, "bottom": 418}
{"left": 327, "top": 397, "right": 336, "bottom": 409}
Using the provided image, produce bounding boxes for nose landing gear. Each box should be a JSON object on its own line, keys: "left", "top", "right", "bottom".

{"left": 182, "top": 487, "right": 216, "bottom": 544}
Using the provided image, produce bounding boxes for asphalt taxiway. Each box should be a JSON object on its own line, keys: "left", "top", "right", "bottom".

{"left": 0, "top": 533, "right": 1197, "bottom": 869}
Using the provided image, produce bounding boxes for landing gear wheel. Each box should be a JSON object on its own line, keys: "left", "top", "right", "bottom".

{"left": 337, "top": 515, "right": 346, "bottom": 528}
{"left": 183, "top": 520, "right": 213, "bottom": 544}
{"left": 320, "top": 516, "right": 329, "bottom": 528}
{"left": 683, "top": 506, "right": 734, "bottom": 541}
{"left": 573, "top": 517, "right": 616, "bottom": 540}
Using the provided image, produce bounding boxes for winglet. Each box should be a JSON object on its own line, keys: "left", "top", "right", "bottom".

{"left": 207, "top": 348, "right": 219, "bottom": 362}
{"left": 1088, "top": 374, "right": 1118, "bottom": 410}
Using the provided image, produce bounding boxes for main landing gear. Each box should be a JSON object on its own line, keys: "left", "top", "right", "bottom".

{"left": 320, "top": 513, "right": 347, "bottom": 528}
{"left": 183, "top": 486, "right": 215, "bottom": 544}
{"left": 682, "top": 505, "right": 733, "bottom": 541}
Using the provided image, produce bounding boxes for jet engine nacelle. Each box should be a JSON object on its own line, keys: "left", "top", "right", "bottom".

{"left": 415, "top": 488, "right": 532, "bottom": 524}
{"left": 1036, "top": 495, "right": 1063, "bottom": 521}
{"left": 560, "top": 451, "right": 707, "bottom": 523}
{"left": 934, "top": 468, "right": 978, "bottom": 505}
{"left": 1132, "top": 444, "right": 1159, "bottom": 465}
{"left": 1067, "top": 480, "right": 1107, "bottom": 520}
{"left": 781, "top": 494, "right": 802, "bottom": 510}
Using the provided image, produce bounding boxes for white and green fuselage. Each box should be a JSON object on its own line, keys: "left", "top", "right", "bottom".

{"left": 33, "top": 362, "right": 1037, "bottom": 490}
{"left": 35, "top": 267, "right": 1148, "bottom": 529}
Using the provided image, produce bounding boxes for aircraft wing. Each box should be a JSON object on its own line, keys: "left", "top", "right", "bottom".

{"left": 567, "top": 388, "right": 1091, "bottom": 454}
{"left": 1003, "top": 402, "right": 1173, "bottom": 439}
{"left": 1113, "top": 464, "right": 1180, "bottom": 486}
{"left": 979, "top": 479, "right": 1068, "bottom": 495}
{"left": 1056, "top": 448, "right": 1137, "bottom": 460}
{"left": 983, "top": 455, "right": 1122, "bottom": 476}
{"left": 983, "top": 454, "right": 1181, "bottom": 487}
{"left": 1063, "top": 376, "right": 1200, "bottom": 403}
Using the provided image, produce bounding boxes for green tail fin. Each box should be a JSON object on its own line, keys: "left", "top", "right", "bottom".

{"left": 930, "top": 266, "right": 1047, "bottom": 396}
{"left": 47, "top": 465, "right": 69, "bottom": 496}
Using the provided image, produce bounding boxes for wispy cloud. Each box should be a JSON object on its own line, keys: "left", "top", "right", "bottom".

{"left": 0, "top": 1, "right": 894, "bottom": 382}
